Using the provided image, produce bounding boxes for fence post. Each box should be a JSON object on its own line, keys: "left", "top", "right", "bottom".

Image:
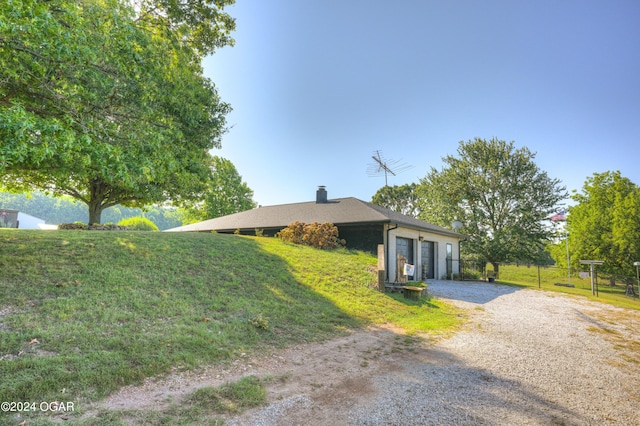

{"left": 377, "top": 244, "right": 385, "bottom": 292}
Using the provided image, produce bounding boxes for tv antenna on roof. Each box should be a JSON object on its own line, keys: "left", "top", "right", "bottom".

{"left": 367, "top": 150, "right": 413, "bottom": 186}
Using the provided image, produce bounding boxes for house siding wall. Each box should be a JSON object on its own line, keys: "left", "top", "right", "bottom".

{"left": 386, "top": 225, "right": 460, "bottom": 282}
{"left": 226, "top": 224, "right": 385, "bottom": 253}
{"left": 338, "top": 224, "right": 384, "bottom": 253}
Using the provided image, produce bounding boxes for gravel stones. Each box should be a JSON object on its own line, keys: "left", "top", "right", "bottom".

{"left": 231, "top": 281, "right": 640, "bottom": 425}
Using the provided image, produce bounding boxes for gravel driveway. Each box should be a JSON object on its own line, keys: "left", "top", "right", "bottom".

{"left": 348, "top": 281, "right": 640, "bottom": 425}
{"left": 228, "top": 281, "right": 640, "bottom": 426}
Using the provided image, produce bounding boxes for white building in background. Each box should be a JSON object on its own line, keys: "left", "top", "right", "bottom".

{"left": 0, "top": 209, "right": 56, "bottom": 229}
{"left": 17, "top": 211, "right": 47, "bottom": 229}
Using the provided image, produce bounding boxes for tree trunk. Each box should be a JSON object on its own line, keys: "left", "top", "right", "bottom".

{"left": 492, "top": 262, "right": 500, "bottom": 280}
{"left": 87, "top": 199, "right": 104, "bottom": 225}
{"left": 87, "top": 178, "right": 109, "bottom": 225}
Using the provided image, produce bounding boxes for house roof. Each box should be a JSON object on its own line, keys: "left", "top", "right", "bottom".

{"left": 166, "top": 197, "right": 464, "bottom": 239}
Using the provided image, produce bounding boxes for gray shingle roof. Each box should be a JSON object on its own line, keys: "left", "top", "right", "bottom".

{"left": 166, "top": 197, "right": 464, "bottom": 239}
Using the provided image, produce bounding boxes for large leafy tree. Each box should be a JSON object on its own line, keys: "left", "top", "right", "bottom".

{"left": 0, "top": 0, "right": 235, "bottom": 224}
{"left": 133, "top": 0, "right": 236, "bottom": 56}
{"left": 180, "top": 155, "right": 256, "bottom": 223}
{"left": 418, "top": 138, "right": 567, "bottom": 276}
{"left": 562, "top": 171, "right": 640, "bottom": 276}
{"left": 371, "top": 183, "right": 421, "bottom": 217}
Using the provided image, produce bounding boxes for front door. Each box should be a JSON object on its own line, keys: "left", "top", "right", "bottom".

{"left": 396, "top": 237, "right": 414, "bottom": 279}
{"left": 421, "top": 241, "right": 435, "bottom": 280}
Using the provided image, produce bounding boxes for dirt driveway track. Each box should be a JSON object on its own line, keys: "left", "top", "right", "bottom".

{"left": 103, "top": 281, "right": 640, "bottom": 425}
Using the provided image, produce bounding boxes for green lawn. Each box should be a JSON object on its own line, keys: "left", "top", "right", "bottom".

{"left": 490, "top": 263, "right": 640, "bottom": 311}
{"left": 0, "top": 230, "right": 460, "bottom": 424}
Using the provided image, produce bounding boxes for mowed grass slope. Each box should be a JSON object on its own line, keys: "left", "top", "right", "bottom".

{"left": 0, "top": 230, "right": 459, "bottom": 406}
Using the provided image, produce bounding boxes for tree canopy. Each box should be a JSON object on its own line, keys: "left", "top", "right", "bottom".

{"left": 180, "top": 155, "right": 256, "bottom": 224}
{"left": 561, "top": 171, "right": 640, "bottom": 276}
{"left": 0, "top": 0, "right": 235, "bottom": 224}
{"left": 371, "top": 183, "right": 421, "bottom": 217}
{"left": 133, "top": 0, "right": 236, "bottom": 56}
{"left": 418, "top": 137, "right": 567, "bottom": 275}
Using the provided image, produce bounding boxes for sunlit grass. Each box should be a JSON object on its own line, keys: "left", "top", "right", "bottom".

{"left": 255, "top": 237, "right": 461, "bottom": 334}
{"left": 491, "top": 264, "right": 640, "bottom": 310}
{"left": 0, "top": 230, "right": 460, "bottom": 424}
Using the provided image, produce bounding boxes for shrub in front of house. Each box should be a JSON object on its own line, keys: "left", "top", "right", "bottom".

{"left": 117, "top": 217, "right": 159, "bottom": 231}
{"left": 276, "top": 221, "right": 345, "bottom": 249}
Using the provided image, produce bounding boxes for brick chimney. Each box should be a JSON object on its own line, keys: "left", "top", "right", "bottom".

{"left": 316, "top": 186, "right": 327, "bottom": 204}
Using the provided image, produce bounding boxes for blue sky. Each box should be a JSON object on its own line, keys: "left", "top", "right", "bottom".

{"left": 204, "top": 0, "right": 640, "bottom": 207}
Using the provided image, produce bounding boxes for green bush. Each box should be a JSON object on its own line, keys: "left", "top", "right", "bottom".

{"left": 276, "top": 221, "right": 345, "bottom": 249}
{"left": 117, "top": 216, "right": 159, "bottom": 231}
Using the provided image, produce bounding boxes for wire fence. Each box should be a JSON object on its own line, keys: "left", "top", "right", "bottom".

{"left": 459, "top": 260, "right": 640, "bottom": 298}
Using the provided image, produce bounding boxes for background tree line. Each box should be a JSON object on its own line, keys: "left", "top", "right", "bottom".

{"left": 0, "top": 191, "right": 181, "bottom": 230}
{"left": 552, "top": 171, "right": 640, "bottom": 279}
{"left": 0, "top": 154, "right": 255, "bottom": 230}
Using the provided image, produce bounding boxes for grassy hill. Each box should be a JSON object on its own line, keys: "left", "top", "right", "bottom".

{"left": 0, "top": 230, "right": 460, "bottom": 413}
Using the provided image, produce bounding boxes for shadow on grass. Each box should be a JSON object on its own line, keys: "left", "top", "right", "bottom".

{"left": 0, "top": 231, "right": 362, "bottom": 407}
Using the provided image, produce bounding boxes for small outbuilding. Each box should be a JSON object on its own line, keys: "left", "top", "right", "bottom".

{"left": 0, "top": 209, "right": 48, "bottom": 229}
{"left": 166, "top": 187, "right": 464, "bottom": 283}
